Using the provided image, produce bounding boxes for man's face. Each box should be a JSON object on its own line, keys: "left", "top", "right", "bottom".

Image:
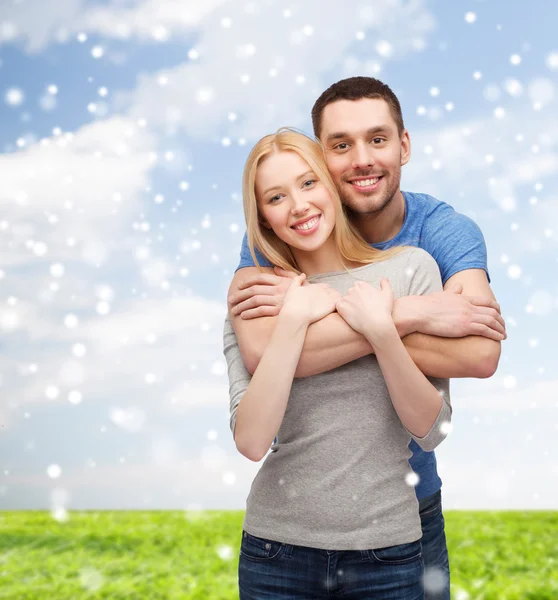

{"left": 319, "top": 98, "right": 410, "bottom": 217}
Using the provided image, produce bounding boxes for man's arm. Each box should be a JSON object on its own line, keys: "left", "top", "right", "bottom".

{"left": 439, "top": 268, "right": 502, "bottom": 377}
{"left": 228, "top": 267, "right": 504, "bottom": 379}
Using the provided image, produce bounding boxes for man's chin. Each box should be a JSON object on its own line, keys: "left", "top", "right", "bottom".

{"left": 343, "top": 195, "right": 386, "bottom": 215}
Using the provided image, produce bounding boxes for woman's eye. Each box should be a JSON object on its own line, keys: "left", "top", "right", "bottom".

{"left": 269, "top": 195, "right": 281, "bottom": 203}
{"left": 303, "top": 179, "right": 316, "bottom": 188}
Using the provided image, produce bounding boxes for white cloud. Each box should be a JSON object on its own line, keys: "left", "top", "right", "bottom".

{"left": 80, "top": 0, "right": 229, "bottom": 41}
{"left": 0, "top": 0, "right": 227, "bottom": 52}
{"left": 4, "top": 454, "right": 262, "bottom": 509}
{"left": 1, "top": 294, "right": 228, "bottom": 414}
{"left": 0, "top": 116, "right": 156, "bottom": 268}
{"left": 452, "top": 378, "right": 558, "bottom": 411}
{"left": 402, "top": 105, "right": 558, "bottom": 254}
{"left": 124, "top": 0, "right": 436, "bottom": 140}
{"left": 405, "top": 109, "right": 558, "bottom": 199}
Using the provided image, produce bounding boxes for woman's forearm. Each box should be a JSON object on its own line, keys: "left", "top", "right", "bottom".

{"left": 366, "top": 323, "right": 445, "bottom": 439}
{"left": 234, "top": 312, "right": 308, "bottom": 461}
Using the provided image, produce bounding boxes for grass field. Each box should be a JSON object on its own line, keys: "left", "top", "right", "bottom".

{"left": 0, "top": 511, "right": 556, "bottom": 599}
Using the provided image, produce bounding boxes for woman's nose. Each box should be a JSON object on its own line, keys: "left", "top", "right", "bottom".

{"left": 290, "top": 194, "right": 310, "bottom": 215}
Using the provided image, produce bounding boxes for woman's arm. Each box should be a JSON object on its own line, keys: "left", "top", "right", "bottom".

{"left": 336, "top": 276, "right": 451, "bottom": 452}
{"left": 233, "top": 310, "right": 308, "bottom": 461}
{"left": 365, "top": 321, "right": 451, "bottom": 451}
{"left": 224, "top": 275, "right": 341, "bottom": 462}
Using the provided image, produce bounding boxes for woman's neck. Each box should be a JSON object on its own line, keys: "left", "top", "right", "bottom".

{"left": 291, "top": 235, "right": 357, "bottom": 276}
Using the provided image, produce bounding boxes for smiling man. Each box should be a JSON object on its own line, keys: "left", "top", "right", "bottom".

{"left": 226, "top": 77, "right": 506, "bottom": 600}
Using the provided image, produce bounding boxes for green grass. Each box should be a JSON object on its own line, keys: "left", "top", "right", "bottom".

{"left": 0, "top": 511, "right": 556, "bottom": 599}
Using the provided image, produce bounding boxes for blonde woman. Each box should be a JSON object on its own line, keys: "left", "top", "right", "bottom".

{"left": 223, "top": 128, "right": 452, "bottom": 600}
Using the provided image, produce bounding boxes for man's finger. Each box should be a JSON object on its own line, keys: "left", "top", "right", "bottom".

{"left": 237, "top": 273, "right": 283, "bottom": 290}
{"left": 469, "top": 296, "right": 501, "bottom": 313}
{"left": 474, "top": 307, "right": 506, "bottom": 329}
{"left": 469, "top": 323, "right": 506, "bottom": 341}
{"left": 472, "top": 314, "right": 507, "bottom": 337}
{"left": 274, "top": 266, "right": 298, "bottom": 279}
{"left": 231, "top": 285, "right": 284, "bottom": 307}
{"left": 232, "top": 294, "right": 277, "bottom": 315}
{"left": 240, "top": 305, "right": 281, "bottom": 320}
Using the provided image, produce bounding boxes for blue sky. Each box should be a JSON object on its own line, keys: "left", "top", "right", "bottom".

{"left": 0, "top": 0, "right": 557, "bottom": 515}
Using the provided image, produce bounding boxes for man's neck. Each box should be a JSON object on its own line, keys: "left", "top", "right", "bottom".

{"left": 353, "top": 190, "right": 406, "bottom": 245}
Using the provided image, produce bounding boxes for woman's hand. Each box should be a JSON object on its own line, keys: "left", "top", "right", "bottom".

{"left": 336, "top": 278, "right": 395, "bottom": 338}
{"left": 281, "top": 273, "right": 341, "bottom": 325}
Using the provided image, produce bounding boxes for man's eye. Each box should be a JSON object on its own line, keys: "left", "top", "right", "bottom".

{"left": 372, "top": 137, "right": 384, "bottom": 144}
{"left": 334, "top": 143, "right": 349, "bottom": 150}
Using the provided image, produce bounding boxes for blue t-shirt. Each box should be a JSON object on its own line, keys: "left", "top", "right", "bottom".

{"left": 236, "top": 191, "right": 490, "bottom": 500}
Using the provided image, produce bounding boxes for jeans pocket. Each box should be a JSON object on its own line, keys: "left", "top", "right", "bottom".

{"left": 371, "top": 540, "right": 422, "bottom": 565}
{"left": 240, "top": 531, "right": 286, "bottom": 561}
{"left": 419, "top": 490, "right": 442, "bottom": 518}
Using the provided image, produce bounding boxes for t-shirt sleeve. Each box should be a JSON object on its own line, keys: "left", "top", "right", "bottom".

{"left": 422, "top": 204, "right": 490, "bottom": 285}
{"left": 403, "top": 248, "right": 452, "bottom": 452}
{"left": 223, "top": 317, "right": 252, "bottom": 436}
{"left": 237, "top": 232, "right": 274, "bottom": 272}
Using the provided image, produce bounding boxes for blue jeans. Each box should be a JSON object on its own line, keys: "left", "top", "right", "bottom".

{"left": 238, "top": 531, "right": 424, "bottom": 599}
{"left": 419, "top": 490, "right": 450, "bottom": 600}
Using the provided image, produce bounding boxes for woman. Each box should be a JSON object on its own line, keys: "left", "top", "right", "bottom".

{"left": 223, "top": 128, "right": 451, "bottom": 599}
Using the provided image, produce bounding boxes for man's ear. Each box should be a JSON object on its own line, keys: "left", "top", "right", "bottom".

{"left": 400, "top": 129, "right": 411, "bottom": 167}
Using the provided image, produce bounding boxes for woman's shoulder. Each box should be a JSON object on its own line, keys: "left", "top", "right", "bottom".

{"left": 356, "top": 247, "right": 442, "bottom": 294}
{"left": 397, "top": 246, "right": 439, "bottom": 268}
{"left": 363, "top": 246, "right": 439, "bottom": 272}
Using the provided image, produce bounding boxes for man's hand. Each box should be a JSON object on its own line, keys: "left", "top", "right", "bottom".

{"left": 394, "top": 283, "right": 507, "bottom": 341}
{"left": 228, "top": 267, "right": 299, "bottom": 319}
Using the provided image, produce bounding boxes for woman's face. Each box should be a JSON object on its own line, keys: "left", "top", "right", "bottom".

{"left": 255, "top": 150, "right": 336, "bottom": 253}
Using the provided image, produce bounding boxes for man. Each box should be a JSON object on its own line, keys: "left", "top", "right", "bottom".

{"left": 227, "top": 77, "right": 506, "bottom": 599}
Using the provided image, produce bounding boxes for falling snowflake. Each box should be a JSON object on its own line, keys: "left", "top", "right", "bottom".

{"left": 405, "top": 472, "right": 420, "bottom": 487}
{"left": 79, "top": 567, "right": 104, "bottom": 591}
{"left": 68, "top": 390, "right": 83, "bottom": 405}
{"left": 91, "top": 46, "right": 104, "bottom": 59}
{"left": 47, "top": 464, "right": 62, "bottom": 479}
{"left": 5, "top": 87, "right": 24, "bottom": 106}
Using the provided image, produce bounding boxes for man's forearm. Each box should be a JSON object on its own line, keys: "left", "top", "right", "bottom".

{"left": 233, "top": 310, "right": 500, "bottom": 380}
{"left": 296, "top": 315, "right": 500, "bottom": 378}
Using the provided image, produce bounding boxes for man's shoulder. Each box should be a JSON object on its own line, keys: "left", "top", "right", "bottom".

{"left": 404, "top": 190, "right": 455, "bottom": 216}
{"left": 404, "top": 191, "right": 477, "bottom": 229}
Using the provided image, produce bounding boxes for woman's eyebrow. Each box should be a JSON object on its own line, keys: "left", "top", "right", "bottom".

{"left": 296, "top": 170, "right": 315, "bottom": 181}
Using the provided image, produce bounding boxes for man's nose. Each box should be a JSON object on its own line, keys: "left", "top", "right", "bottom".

{"left": 351, "top": 142, "right": 374, "bottom": 170}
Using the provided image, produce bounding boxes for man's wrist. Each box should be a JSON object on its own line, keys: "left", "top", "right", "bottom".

{"left": 393, "top": 296, "right": 421, "bottom": 337}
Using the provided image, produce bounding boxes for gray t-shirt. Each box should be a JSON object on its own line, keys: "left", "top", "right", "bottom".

{"left": 223, "top": 247, "right": 452, "bottom": 550}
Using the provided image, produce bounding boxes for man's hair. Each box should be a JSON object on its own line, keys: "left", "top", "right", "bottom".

{"left": 311, "top": 77, "right": 405, "bottom": 139}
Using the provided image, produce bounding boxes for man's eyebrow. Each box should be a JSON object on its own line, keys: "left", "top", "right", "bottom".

{"left": 325, "top": 125, "right": 393, "bottom": 143}
{"left": 325, "top": 131, "right": 349, "bottom": 142}
{"left": 366, "top": 125, "right": 392, "bottom": 135}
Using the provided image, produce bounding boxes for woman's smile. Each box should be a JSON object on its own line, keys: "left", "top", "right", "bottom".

{"left": 290, "top": 214, "right": 321, "bottom": 235}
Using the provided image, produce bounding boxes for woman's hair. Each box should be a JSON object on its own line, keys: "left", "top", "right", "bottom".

{"left": 242, "top": 127, "right": 402, "bottom": 273}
